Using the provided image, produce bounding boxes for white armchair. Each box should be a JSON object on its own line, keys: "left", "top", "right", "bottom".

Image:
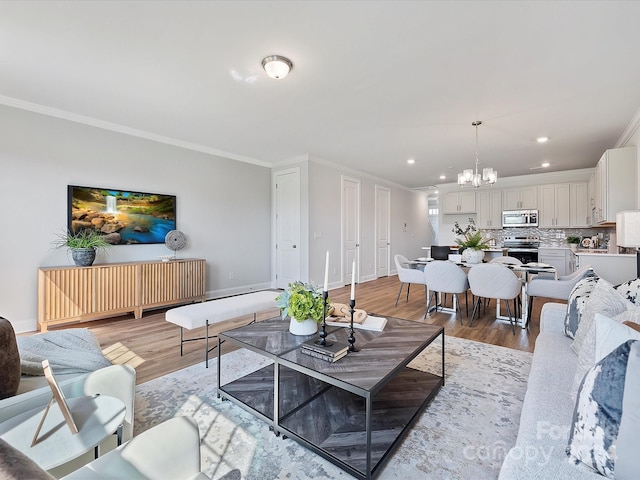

{"left": 63, "top": 416, "right": 211, "bottom": 480}
{"left": 0, "top": 417, "right": 211, "bottom": 480}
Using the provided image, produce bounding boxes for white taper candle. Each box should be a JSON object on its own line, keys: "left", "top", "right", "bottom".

{"left": 324, "top": 251, "right": 329, "bottom": 292}
{"left": 350, "top": 260, "right": 356, "bottom": 300}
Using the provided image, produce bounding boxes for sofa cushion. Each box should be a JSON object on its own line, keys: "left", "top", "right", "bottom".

{"left": 571, "top": 279, "right": 631, "bottom": 356}
{"left": 614, "top": 277, "right": 640, "bottom": 306}
{"left": 567, "top": 340, "right": 640, "bottom": 478}
{"left": 565, "top": 275, "right": 599, "bottom": 338}
{"left": 0, "top": 317, "right": 21, "bottom": 399}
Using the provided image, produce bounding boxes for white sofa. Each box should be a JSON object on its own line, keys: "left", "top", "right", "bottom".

{"left": 0, "top": 364, "right": 136, "bottom": 477}
{"left": 498, "top": 302, "right": 602, "bottom": 479}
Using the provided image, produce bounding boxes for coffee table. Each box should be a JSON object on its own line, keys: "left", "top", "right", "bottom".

{"left": 217, "top": 316, "right": 444, "bottom": 480}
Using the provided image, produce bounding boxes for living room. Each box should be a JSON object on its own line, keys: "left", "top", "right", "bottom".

{"left": 2, "top": 1, "right": 640, "bottom": 479}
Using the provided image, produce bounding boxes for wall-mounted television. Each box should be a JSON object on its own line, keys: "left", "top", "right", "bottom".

{"left": 68, "top": 185, "right": 176, "bottom": 245}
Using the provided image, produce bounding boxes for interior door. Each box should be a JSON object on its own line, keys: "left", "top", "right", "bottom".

{"left": 375, "top": 185, "right": 390, "bottom": 277}
{"left": 342, "top": 176, "right": 360, "bottom": 286}
{"left": 275, "top": 168, "right": 301, "bottom": 289}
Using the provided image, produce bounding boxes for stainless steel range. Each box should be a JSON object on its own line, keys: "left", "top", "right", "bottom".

{"left": 502, "top": 236, "right": 540, "bottom": 264}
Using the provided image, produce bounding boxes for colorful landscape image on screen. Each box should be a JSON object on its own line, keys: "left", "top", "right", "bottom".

{"left": 68, "top": 185, "right": 176, "bottom": 245}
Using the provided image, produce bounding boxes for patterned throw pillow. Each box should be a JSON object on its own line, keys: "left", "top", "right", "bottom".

{"left": 570, "top": 280, "right": 634, "bottom": 399}
{"left": 567, "top": 340, "right": 640, "bottom": 478}
{"left": 615, "top": 278, "right": 640, "bottom": 306}
{"left": 564, "top": 275, "right": 599, "bottom": 338}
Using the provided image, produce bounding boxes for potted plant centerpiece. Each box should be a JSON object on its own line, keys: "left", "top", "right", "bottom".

{"left": 452, "top": 218, "right": 490, "bottom": 264}
{"left": 566, "top": 235, "right": 581, "bottom": 252}
{"left": 276, "top": 281, "right": 329, "bottom": 336}
{"left": 52, "top": 228, "right": 111, "bottom": 266}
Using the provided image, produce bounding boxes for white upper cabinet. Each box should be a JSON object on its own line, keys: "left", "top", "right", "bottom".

{"left": 477, "top": 189, "right": 502, "bottom": 228}
{"left": 538, "top": 183, "right": 570, "bottom": 228}
{"left": 570, "top": 182, "right": 590, "bottom": 228}
{"left": 502, "top": 186, "right": 537, "bottom": 210}
{"left": 443, "top": 191, "right": 476, "bottom": 214}
{"left": 592, "top": 146, "right": 637, "bottom": 224}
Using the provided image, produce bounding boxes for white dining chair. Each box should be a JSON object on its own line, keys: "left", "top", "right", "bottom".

{"left": 423, "top": 260, "right": 469, "bottom": 324}
{"left": 526, "top": 265, "right": 594, "bottom": 325}
{"left": 468, "top": 263, "right": 522, "bottom": 334}
{"left": 394, "top": 254, "right": 428, "bottom": 306}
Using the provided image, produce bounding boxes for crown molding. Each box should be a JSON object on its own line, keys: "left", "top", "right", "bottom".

{"left": 0, "top": 95, "right": 272, "bottom": 168}
{"left": 616, "top": 105, "right": 640, "bottom": 147}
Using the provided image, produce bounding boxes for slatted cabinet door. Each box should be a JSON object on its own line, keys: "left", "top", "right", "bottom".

{"left": 38, "top": 259, "right": 206, "bottom": 331}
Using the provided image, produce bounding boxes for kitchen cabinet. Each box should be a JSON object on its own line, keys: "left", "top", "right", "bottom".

{"left": 570, "top": 182, "right": 590, "bottom": 228}
{"left": 443, "top": 191, "right": 476, "bottom": 214}
{"left": 538, "top": 247, "right": 569, "bottom": 276}
{"left": 476, "top": 189, "right": 502, "bottom": 228}
{"left": 502, "top": 186, "right": 537, "bottom": 210}
{"left": 592, "top": 146, "right": 637, "bottom": 224}
{"left": 538, "top": 183, "right": 570, "bottom": 228}
{"left": 38, "top": 259, "right": 206, "bottom": 331}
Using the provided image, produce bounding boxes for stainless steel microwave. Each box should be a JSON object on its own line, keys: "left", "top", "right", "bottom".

{"left": 502, "top": 209, "right": 538, "bottom": 228}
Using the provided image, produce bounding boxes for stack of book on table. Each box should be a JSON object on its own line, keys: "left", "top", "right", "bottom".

{"left": 300, "top": 339, "right": 348, "bottom": 363}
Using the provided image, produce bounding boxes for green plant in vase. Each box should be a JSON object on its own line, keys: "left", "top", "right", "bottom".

{"left": 276, "top": 281, "right": 330, "bottom": 335}
{"left": 52, "top": 228, "right": 111, "bottom": 266}
{"left": 452, "top": 218, "right": 489, "bottom": 263}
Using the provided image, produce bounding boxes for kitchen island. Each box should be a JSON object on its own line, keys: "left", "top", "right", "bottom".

{"left": 573, "top": 251, "right": 636, "bottom": 285}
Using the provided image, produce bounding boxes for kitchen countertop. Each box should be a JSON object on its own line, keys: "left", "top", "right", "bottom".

{"left": 574, "top": 250, "right": 635, "bottom": 257}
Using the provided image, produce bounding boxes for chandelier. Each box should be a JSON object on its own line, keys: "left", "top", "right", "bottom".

{"left": 457, "top": 121, "right": 497, "bottom": 187}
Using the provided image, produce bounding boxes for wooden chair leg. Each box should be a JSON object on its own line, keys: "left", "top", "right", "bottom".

{"left": 395, "top": 283, "right": 404, "bottom": 306}
{"left": 504, "top": 299, "right": 516, "bottom": 335}
{"left": 470, "top": 297, "right": 482, "bottom": 327}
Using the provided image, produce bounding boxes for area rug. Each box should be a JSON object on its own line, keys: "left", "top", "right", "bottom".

{"left": 135, "top": 336, "right": 532, "bottom": 480}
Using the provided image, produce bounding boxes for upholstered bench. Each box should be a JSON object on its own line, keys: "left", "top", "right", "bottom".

{"left": 165, "top": 290, "right": 279, "bottom": 367}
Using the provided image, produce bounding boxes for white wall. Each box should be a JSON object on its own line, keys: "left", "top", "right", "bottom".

{"left": 0, "top": 105, "right": 271, "bottom": 332}
{"left": 307, "top": 159, "right": 432, "bottom": 287}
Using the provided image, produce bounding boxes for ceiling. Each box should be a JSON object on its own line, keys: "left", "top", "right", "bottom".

{"left": 2, "top": 1, "right": 640, "bottom": 190}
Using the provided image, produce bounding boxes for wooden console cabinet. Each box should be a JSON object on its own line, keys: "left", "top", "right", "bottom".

{"left": 38, "top": 259, "right": 206, "bottom": 331}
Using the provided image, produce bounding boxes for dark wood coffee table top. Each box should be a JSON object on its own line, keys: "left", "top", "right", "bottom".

{"left": 222, "top": 316, "right": 443, "bottom": 392}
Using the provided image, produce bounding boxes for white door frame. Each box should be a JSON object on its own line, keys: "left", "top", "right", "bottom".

{"left": 375, "top": 184, "right": 391, "bottom": 277}
{"left": 341, "top": 175, "right": 361, "bottom": 286}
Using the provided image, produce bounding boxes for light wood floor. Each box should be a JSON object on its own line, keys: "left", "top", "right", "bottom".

{"left": 43, "top": 275, "right": 562, "bottom": 385}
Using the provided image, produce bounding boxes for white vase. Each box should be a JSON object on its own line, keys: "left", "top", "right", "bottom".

{"left": 462, "top": 248, "right": 485, "bottom": 264}
{"left": 289, "top": 317, "right": 318, "bottom": 336}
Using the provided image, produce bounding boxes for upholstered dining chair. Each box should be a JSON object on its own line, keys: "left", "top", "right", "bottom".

{"left": 490, "top": 256, "right": 523, "bottom": 316}
{"left": 394, "top": 254, "right": 428, "bottom": 306}
{"left": 468, "top": 263, "right": 522, "bottom": 334}
{"left": 526, "top": 264, "right": 594, "bottom": 325}
{"left": 423, "top": 260, "right": 470, "bottom": 324}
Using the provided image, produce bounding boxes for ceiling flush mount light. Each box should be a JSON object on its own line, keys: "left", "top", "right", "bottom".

{"left": 261, "top": 55, "right": 293, "bottom": 79}
{"left": 536, "top": 136, "right": 549, "bottom": 143}
{"left": 541, "top": 162, "right": 550, "bottom": 168}
{"left": 458, "top": 121, "right": 497, "bottom": 188}
{"left": 407, "top": 159, "right": 415, "bottom": 164}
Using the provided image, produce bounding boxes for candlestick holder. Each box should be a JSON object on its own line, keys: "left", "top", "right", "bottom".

{"left": 348, "top": 298, "right": 360, "bottom": 352}
{"left": 314, "top": 291, "right": 334, "bottom": 347}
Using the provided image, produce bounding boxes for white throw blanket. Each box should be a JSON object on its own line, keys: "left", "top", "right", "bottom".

{"left": 17, "top": 328, "right": 112, "bottom": 375}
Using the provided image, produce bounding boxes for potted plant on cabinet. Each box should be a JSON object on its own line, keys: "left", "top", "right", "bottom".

{"left": 52, "top": 229, "right": 111, "bottom": 266}
{"left": 276, "top": 281, "right": 329, "bottom": 335}
{"left": 566, "top": 235, "right": 581, "bottom": 252}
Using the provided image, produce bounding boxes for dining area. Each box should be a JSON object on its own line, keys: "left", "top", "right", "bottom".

{"left": 394, "top": 252, "right": 592, "bottom": 334}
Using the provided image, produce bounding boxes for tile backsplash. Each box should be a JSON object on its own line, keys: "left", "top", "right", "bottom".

{"left": 480, "top": 226, "right": 627, "bottom": 250}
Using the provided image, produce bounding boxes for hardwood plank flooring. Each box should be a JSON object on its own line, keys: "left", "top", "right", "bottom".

{"left": 39, "top": 275, "right": 563, "bottom": 385}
